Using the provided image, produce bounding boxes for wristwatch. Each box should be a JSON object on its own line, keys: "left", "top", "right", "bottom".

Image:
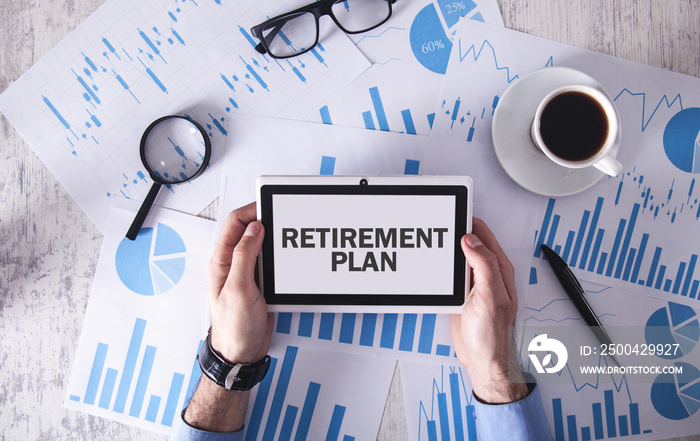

{"left": 197, "top": 333, "right": 271, "bottom": 391}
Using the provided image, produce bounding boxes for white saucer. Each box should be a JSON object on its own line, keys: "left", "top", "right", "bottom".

{"left": 492, "top": 67, "right": 621, "bottom": 197}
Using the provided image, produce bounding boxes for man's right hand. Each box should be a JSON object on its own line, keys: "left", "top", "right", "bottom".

{"left": 450, "top": 217, "right": 528, "bottom": 404}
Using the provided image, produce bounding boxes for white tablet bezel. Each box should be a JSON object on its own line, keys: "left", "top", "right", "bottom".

{"left": 256, "top": 175, "right": 473, "bottom": 313}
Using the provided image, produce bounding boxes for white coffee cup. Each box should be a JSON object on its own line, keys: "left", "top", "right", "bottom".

{"left": 530, "top": 84, "right": 622, "bottom": 177}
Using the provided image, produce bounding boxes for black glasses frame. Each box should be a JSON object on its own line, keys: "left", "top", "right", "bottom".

{"left": 250, "top": 0, "right": 396, "bottom": 59}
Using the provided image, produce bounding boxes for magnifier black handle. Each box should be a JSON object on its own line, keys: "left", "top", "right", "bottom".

{"left": 126, "top": 182, "right": 162, "bottom": 241}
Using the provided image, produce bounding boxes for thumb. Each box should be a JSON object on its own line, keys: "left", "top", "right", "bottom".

{"left": 228, "top": 221, "right": 264, "bottom": 293}
{"left": 461, "top": 234, "right": 505, "bottom": 292}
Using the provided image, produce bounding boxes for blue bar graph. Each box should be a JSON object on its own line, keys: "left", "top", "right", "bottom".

{"left": 437, "top": 392, "right": 450, "bottom": 441}
{"left": 399, "top": 314, "right": 418, "bottom": 351}
{"left": 417, "top": 314, "right": 436, "bottom": 354}
{"left": 299, "top": 313, "right": 314, "bottom": 337}
{"left": 162, "top": 373, "right": 185, "bottom": 427}
{"left": 567, "top": 415, "right": 578, "bottom": 441}
{"left": 449, "top": 372, "right": 465, "bottom": 441}
{"left": 295, "top": 382, "right": 321, "bottom": 440}
{"left": 592, "top": 402, "right": 604, "bottom": 439}
{"left": 534, "top": 197, "right": 699, "bottom": 300}
{"left": 185, "top": 340, "right": 204, "bottom": 406}
{"left": 362, "top": 111, "right": 376, "bottom": 130}
{"left": 245, "top": 357, "right": 277, "bottom": 441}
{"left": 618, "top": 415, "right": 628, "bottom": 437}
{"left": 404, "top": 159, "right": 420, "bottom": 175}
{"left": 579, "top": 198, "right": 604, "bottom": 269}
{"left": 320, "top": 106, "right": 333, "bottom": 125}
{"left": 84, "top": 343, "right": 108, "bottom": 405}
{"left": 262, "top": 346, "right": 298, "bottom": 440}
{"left": 319, "top": 313, "right": 335, "bottom": 340}
{"left": 320, "top": 156, "right": 336, "bottom": 175}
{"left": 245, "top": 347, "right": 362, "bottom": 441}
{"left": 114, "top": 318, "right": 147, "bottom": 413}
{"left": 581, "top": 427, "right": 591, "bottom": 441}
{"left": 369, "top": 87, "right": 390, "bottom": 131}
{"left": 553, "top": 398, "right": 565, "bottom": 441}
{"left": 360, "top": 314, "right": 377, "bottom": 347}
{"left": 280, "top": 406, "right": 298, "bottom": 441}
{"left": 419, "top": 366, "right": 477, "bottom": 441}
{"left": 74, "top": 317, "right": 198, "bottom": 428}
{"left": 570, "top": 209, "right": 590, "bottom": 267}
{"left": 380, "top": 314, "right": 398, "bottom": 349}
{"left": 98, "top": 368, "right": 118, "bottom": 409}
{"left": 326, "top": 405, "right": 346, "bottom": 441}
{"left": 466, "top": 405, "right": 477, "bottom": 440}
{"left": 339, "top": 314, "right": 356, "bottom": 344}
{"left": 604, "top": 390, "right": 616, "bottom": 437}
{"left": 402, "top": 109, "right": 417, "bottom": 135}
{"left": 629, "top": 403, "right": 640, "bottom": 435}
{"left": 145, "top": 395, "right": 161, "bottom": 422}
{"left": 277, "top": 313, "right": 293, "bottom": 334}
{"left": 129, "top": 345, "right": 157, "bottom": 417}
{"left": 275, "top": 312, "right": 449, "bottom": 358}
{"left": 436, "top": 344, "right": 451, "bottom": 356}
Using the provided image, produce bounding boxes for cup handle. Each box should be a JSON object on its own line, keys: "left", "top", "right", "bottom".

{"left": 593, "top": 154, "right": 622, "bottom": 177}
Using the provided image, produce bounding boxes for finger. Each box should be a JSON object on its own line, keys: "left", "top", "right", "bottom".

{"left": 225, "top": 220, "right": 265, "bottom": 299}
{"left": 209, "top": 202, "right": 257, "bottom": 293}
{"left": 461, "top": 234, "right": 511, "bottom": 302}
{"left": 470, "top": 218, "right": 516, "bottom": 297}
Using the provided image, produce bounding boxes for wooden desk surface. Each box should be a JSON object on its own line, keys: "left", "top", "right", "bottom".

{"left": 1, "top": 1, "right": 698, "bottom": 439}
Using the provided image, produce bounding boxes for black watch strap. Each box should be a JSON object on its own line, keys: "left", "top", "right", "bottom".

{"left": 197, "top": 333, "right": 271, "bottom": 391}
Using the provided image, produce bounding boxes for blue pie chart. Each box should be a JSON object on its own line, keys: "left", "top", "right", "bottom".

{"left": 115, "top": 223, "right": 186, "bottom": 296}
{"left": 663, "top": 107, "right": 700, "bottom": 173}
{"left": 651, "top": 362, "right": 700, "bottom": 420}
{"left": 645, "top": 302, "right": 699, "bottom": 359}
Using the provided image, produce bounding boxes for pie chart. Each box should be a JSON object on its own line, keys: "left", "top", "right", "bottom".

{"left": 409, "top": 1, "right": 483, "bottom": 75}
{"left": 663, "top": 107, "right": 700, "bottom": 173}
{"left": 645, "top": 302, "right": 699, "bottom": 360}
{"left": 115, "top": 223, "right": 186, "bottom": 296}
{"left": 651, "top": 362, "right": 700, "bottom": 420}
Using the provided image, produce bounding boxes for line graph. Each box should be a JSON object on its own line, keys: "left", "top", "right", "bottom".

{"left": 613, "top": 89, "right": 683, "bottom": 133}
{"left": 457, "top": 39, "right": 519, "bottom": 84}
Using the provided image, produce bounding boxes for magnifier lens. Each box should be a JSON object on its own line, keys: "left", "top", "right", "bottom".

{"left": 125, "top": 115, "right": 211, "bottom": 241}
{"left": 143, "top": 117, "right": 208, "bottom": 183}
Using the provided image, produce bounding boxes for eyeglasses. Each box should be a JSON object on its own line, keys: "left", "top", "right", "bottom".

{"left": 250, "top": 0, "right": 396, "bottom": 59}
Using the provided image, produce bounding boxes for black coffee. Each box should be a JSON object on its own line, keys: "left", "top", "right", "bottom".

{"left": 539, "top": 91, "right": 609, "bottom": 162}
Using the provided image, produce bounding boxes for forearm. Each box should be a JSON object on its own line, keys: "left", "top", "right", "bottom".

{"left": 184, "top": 376, "right": 250, "bottom": 433}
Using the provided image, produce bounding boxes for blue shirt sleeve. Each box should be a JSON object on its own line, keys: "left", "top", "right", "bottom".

{"left": 472, "top": 374, "right": 553, "bottom": 441}
{"left": 169, "top": 409, "right": 245, "bottom": 441}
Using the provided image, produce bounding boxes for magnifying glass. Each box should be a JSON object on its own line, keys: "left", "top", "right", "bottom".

{"left": 125, "top": 115, "right": 212, "bottom": 240}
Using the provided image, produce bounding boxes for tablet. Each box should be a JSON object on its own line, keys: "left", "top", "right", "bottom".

{"left": 256, "top": 175, "right": 473, "bottom": 313}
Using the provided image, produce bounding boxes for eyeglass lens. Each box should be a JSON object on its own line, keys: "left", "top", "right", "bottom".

{"left": 261, "top": 0, "right": 391, "bottom": 58}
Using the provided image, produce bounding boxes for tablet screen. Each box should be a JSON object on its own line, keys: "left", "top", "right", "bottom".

{"left": 259, "top": 183, "right": 469, "bottom": 307}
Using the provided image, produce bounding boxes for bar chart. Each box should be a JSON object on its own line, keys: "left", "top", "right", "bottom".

{"left": 272, "top": 312, "right": 457, "bottom": 364}
{"left": 550, "top": 390, "right": 649, "bottom": 440}
{"left": 273, "top": 313, "right": 454, "bottom": 358}
{"left": 319, "top": 85, "right": 436, "bottom": 135}
{"left": 244, "top": 345, "right": 395, "bottom": 441}
{"left": 65, "top": 202, "right": 214, "bottom": 434}
{"left": 533, "top": 194, "right": 700, "bottom": 303}
{"left": 68, "top": 318, "right": 203, "bottom": 430}
{"left": 401, "top": 362, "right": 478, "bottom": 441}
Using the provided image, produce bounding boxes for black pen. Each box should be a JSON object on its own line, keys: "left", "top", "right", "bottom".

{"left": 540, "top": 244, "right": 623, "bottom": 367}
